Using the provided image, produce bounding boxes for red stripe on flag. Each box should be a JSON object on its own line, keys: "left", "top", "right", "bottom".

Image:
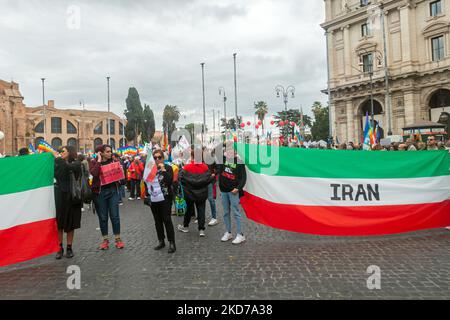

{"left": 0, "top": 218, "right": 59, "bottom": 267}
{"left": 241, "top": 192, "right": 450, "bottom": 236}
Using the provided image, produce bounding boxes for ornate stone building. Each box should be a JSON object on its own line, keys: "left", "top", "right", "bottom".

{"left": 0, "top": 79, "right": 127, "bottom": 155}
{"left": 322, "top": 0, "right": 450, "bottom": 142}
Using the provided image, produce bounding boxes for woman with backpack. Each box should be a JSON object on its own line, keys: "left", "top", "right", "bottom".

{"left": 145, "top": 149, "right": 176, "bottom": 253}
{"left": 52, "top": 146, "right": 82, "bottom": 259}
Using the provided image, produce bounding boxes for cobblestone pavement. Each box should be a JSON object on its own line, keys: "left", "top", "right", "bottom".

{"left": 1, "top": 195, "right": 450, "bottom": 300}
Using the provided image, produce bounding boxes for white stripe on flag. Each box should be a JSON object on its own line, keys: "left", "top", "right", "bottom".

{"left": 0, "top": 186, "right": 56, "bottom": 230}
{"left": 244, "top": 169, "right": 450, "bottom": 207}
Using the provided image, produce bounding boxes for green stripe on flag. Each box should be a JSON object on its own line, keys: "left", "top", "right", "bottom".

{"left": 0, "top": 153, "right": 54, "bottom": 195}
{"left": 236, "top": 144, "right": 450, "bottom": 179}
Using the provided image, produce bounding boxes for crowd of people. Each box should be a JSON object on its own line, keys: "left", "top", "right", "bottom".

{"left": 41, "top": 141, "right": 247, "bottom": 259}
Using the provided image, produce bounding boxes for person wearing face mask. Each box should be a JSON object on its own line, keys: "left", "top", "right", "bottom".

{"left": 52, "top": 146, "right": 82, "bottom": 259}
{"left": 145, "top": 149, "right": 176, "bottom": 253}
{"left": 89, "top": 144, "right": 125, "bottom": 250}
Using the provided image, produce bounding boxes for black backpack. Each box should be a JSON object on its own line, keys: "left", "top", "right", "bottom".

{"left": 80, "top": 166, "right": 93, "bottom": 204}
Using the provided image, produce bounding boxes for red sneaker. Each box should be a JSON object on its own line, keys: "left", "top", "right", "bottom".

{"left": 99, "top": 239, "right": 109, "bottom": 250}
{"left": 115, "top": 239, "right": 125, "bottom": 249}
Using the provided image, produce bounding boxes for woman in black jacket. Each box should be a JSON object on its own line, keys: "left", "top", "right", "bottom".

{"left": 146, "top": 149, "right": 176, "bottom": 253}
{"left": 53, "top": 146, "right": 82, "bottom": 259}
{"left": 178, "top": 148, "right": 214, "bottom": 237}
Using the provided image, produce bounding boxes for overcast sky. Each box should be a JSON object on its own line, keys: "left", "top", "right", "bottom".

{"left": 0, "top": 0, "right": 327, "bottom": 129}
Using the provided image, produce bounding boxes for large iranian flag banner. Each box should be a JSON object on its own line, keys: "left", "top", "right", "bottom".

{"left": 0, "top": 153, "right": 59, "bottom": 267}
{"left": 238, "top": 144, "right": 450, "bottom": 236}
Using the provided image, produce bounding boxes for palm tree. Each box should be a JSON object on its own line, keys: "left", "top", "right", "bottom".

{"left": 162, "top": 105, "right": 181, "bottom": 146}
{"left": 254, "top": 101, "right": 269, "bottom": 134}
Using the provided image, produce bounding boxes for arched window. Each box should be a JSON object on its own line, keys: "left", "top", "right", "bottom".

{"left": 119, "top": 138, "right": 126, "bottom": 148}
{"left": 67, "top": 138, "right": 78, "bottom": 150}
{"left": 67, "top": 121, "right": 77, "bottom": 134}
{"left": 35, "top": 136, "right": 44, "bottom": 149}
{"left": 429, "top": 89, "right": 450, "bottom": 123}
{"left": 94, "top": 122, "right": 103, "bottom": 135}
{"left": 94, "top": 138, "right": 103, "bottom": 148}
{"left": 51, "top": 117, "right": 62, "bottom": 134}
{"left": 108, "top": 138, "right": 116, "bottom": 150}
{"left": 51, "top": 137, "right": 62, "bottom": 150}
{"left": 119, "top": 122, "right": 124, "bottom": 135}
{"left": 108, "top": 119, "right": 115, "bottom": 135}
{"left": 34, "top": 121, "right": 44, "bottom": 134}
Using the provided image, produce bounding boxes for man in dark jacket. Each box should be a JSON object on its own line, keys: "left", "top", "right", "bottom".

{"left": 216, "top": 142, "right": 247, "bottom": 244}
{"left": 178, "top": 147, "right": 214, "bottom": 237}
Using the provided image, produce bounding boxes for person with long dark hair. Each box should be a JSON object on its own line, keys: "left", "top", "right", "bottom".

{"left": 52, "top": 146, "right": 82, "bottom": 259}
{"left": 90, "top": 144, "right": 125, "bottom": 250}
{"left": 146, "top": 149, "right": 176, "bottom": 253}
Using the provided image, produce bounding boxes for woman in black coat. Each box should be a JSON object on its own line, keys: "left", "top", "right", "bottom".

{"left": 53, "top": 146, "right": 82, "bottom": 259}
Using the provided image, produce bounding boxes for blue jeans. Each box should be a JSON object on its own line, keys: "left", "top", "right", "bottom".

{"left": 221, "top": 191, "right": 242, "bottom": 235}
{"left": 208, "top": 183, "right": 217, "bottom": 219}
{"left": 94, "top": 186, "right": 121, "bottom": 237}
{"left": 119, "top": 184, "right": 125, "bottom": 199}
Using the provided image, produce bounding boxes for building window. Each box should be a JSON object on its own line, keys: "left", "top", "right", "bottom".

{"left": 107, "top": 119, "right": 115, "bottom": 135}
{"left": 94, "top": 138, "right": 103, "bottom": 148}
{"left": 360, "top": 0, "right": 370, "bottom": 7}
{"left": 361, "top": 23, "right": 371, "bottom": 37}
{"left": 94, "top": 122, "right": 103, "bottom": 135}
{"left": 51, "top": 117, "right": 62, "bottom": 134}
{"left": 67, "top": 138, "right": 78, "bottom": 149}
{"left": 51, "top": 137, "right": 62, "bottom": 149}
{"left": 67, "top": 120, "right": 77, "bottom": 134}
{"left": 362, "top": 53, "right": 374, "bottom": 73}
{"left": 108, "top": 138, "right": 116, "bottom": 150}
{"left": 119, "top": 122, "right": 124, "bottom": 135}
{"left": 431, "top": 36, "right": 445, "bottom": 61}
{"left": 430, "top": 1, "right": 442, "bottom": 17}
{"left": 34, "top": 120, "right": 44, "bottom": 133}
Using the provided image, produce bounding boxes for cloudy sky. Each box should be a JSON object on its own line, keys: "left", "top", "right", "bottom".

{"left": 0, "top": 0, "right": 327, "bottom": 129}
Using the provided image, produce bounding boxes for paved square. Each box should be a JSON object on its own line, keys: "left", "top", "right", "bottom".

{"left": 1, "top": 197, "right": 449, "bottom": 300}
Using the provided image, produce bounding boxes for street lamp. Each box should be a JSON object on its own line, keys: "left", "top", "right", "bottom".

{"left": 106, "top": 76, "right": 111, "bottom": 145}
{"left": 41, "top": 78, "right": 46, "bottom": 140}
{"left": 201, "top": 63, "right": 206, "bottom": 145}
{"left": 275, "top": 85, "right": 295, "bottom": 111}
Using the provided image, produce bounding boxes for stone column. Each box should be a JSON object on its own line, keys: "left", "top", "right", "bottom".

{"left": 343, "top": 25, "right": 351, "bottom": 76}
{"left": 346, "top": 100, "right": 354, "bottom": 143}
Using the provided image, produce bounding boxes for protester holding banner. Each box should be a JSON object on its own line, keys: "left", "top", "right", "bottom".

{"left": 216, "top": 142, "right": 247, "bottom": 245}
{"left": 89, "top": 144, "right": 125, "bottom": 250}
{"left": 53, "top": 146, "right": 82, "bottom": 259}
{"left": 178, "top": 147, "right": 214, "bottom": 237}
{"left": 145, "top": 149, "right": 176, "bottom": 253}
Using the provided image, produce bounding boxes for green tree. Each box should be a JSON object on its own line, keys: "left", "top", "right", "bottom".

{"left": 141, "top": 104, "right": 155, "bottom": 143}
{"left": 274, "top": 109, "right": 312, "bottom": 137}
{"left": 162, "top": 105, "right": 181, "bottom": 147}
{"left": 310, "top": 101, "right": 329, "bottom": 141}
{"left": 124, "top": 87, "right": 144, "bottom": 145}
{"left": 254, "top": 101, "right": 269, "bottom": 134}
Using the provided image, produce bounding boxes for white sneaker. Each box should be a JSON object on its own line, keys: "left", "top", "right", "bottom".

{"left": 137, "top": 197, "right": 141, "bottom": 200}
{"left": 177, "top": 225, "right": 189, "bottom": 233}
{"left": 194, "top": 219, "right": 198, "bottom": 224}
{"left": 128, "top": 197, "right": 135, "bottom": 201}
{"left": 232, "top": 234, "right": 246, "bottom": 245}
{"left": 199, "top": 230, "right": 205, "bottom": 237}
{"left": 208, "top": 218, "right": 218, "bottom": 226}
{"left": 81, "top": 208, "right": 85, "bottom": 212}
{"left": 221, "top": 232, "right": 233, "bottom": 242}
{"left": 446, "top": 226, "right": 450, "bottom": 230}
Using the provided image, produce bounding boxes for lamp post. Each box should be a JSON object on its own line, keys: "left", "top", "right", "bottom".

{"left": 41, "top": 78, "right": 46, "bottom": 141}
{"left": 218, "top": 87, "right": 227, "bottom": 130}
{"left": 380, "top": 4, "right": 392, "bottom": 136}
{"left": 80, "top": 100, "right": 86, "bottom": 153}
{"left": 233, "top": 53, "right": 238, "bottom": 127}
{"left": 201, "top": 63, "right": 206, "bottom": 145}
{"left": 106, "top": 76, "right": 111, "bottom": 145}
{"left": 275, "top": 85, "right": 295, "bottom": 111}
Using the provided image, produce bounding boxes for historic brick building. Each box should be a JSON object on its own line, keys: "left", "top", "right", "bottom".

{"left": 322, "top": 0, "right": 450, "bottom": 142}
{"left": 0, "top": 79, "right": 127, "bottom": 155}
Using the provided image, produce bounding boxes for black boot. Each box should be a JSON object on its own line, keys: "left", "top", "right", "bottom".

{"left": 66, "top": 245, "right": 74, "bottom": 258}
{"left": 154, "top": 240, "right": 165, "bottom": 250}
{"left": 168, "top": 241, "right": 176, "bottom": 254}
{"left": 55, "top": 245, "right": 64, "bottom": 260}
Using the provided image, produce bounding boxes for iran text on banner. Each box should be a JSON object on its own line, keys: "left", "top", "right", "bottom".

{"left": 238, "top": 144, "right": 450, "bottom": 236}
{"left": 0, "top": 153, "right": 59, "bottom": 266}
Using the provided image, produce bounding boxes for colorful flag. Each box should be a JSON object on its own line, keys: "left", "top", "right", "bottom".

{"left": 28, "top": 143, "right": 37, "bottom": 154}
{"left": 238, "top": 144, "right": 450, "bottom": 236}
{"left": 143, "top": 143, "right": 157, "bottom": 183}
{"left": 37, "top": 140, "right": 56, "bottom": 153}
{"left": 0, "top": 153, "right": 59, "bottom": 266}
{"left": 362, "top": 112, "right": 372, "bottom": 150}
